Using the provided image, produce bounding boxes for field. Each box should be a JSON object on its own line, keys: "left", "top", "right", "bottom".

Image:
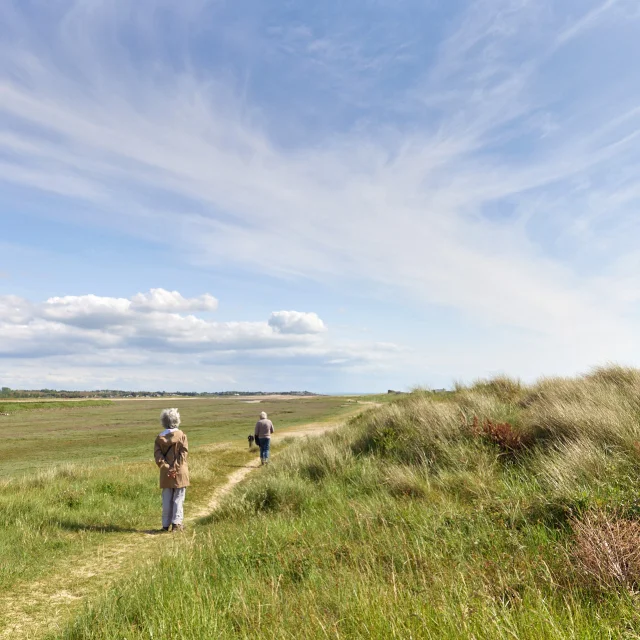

{"left": 10, "top": 369, "right": 640, "bottom": 639}
{"left": 43, "top": 366, "right": 640, "bottom": 639}
{"left": 2, "top": 396, "right": 360, "bottom": 476}
{"left": 1, "top": 395, "right": 362, "bottom": 637}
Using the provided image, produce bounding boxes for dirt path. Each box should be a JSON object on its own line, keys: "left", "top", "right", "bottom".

{"left": 1, "top": 418, "right": 348, "bottom": 640}
{"left": 192, "top": 419, "right": 343, "bottom": 518}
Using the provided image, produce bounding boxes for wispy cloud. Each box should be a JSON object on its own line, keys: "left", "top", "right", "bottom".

{"left": 556, "top": 0, "right": 621, "bottom": 45}
{"left": 1, "top": 0, "right": 639, "bottom": 387}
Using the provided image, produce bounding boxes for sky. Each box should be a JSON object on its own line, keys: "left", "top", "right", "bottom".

{"left": 1, "top": 0, "right": 640, "bottom": 393}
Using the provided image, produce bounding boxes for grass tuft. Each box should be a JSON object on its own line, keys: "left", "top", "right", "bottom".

{"left": 469, "top": 375, "right": 524, "bottom": 403}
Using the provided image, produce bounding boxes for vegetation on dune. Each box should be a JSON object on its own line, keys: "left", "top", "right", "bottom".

{"left": 54, "top": 365, "right": 640, "bottom": 639}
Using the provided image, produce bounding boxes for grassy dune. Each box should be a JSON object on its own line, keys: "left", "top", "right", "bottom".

{"left": 56, "top": 366, "right": 640, "bottom": 639}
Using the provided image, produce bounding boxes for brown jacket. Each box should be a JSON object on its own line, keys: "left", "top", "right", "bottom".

{"left": 154, "top": 429, "right": 190, "bottom": 489}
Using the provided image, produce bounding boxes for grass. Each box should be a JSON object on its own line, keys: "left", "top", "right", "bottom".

{"left": 52, "top": 366, "right": 640, "bottom": 639}
{"left": 3, "top": 395, "right": 356, "bottom": 476}
{"left": 0, "top": 400, "right": 113, "bottom": 413}
{"left": 0, "top": 445, "right": 255, "bottom": 590}
{"left": 1, "top": 394, "right": 355, "bottom": 630}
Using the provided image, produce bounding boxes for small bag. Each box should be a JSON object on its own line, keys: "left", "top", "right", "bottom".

{"left": 255, "top": 436, "right": 261, "bottom": 447}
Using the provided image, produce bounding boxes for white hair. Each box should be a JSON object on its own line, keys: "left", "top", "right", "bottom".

{"left": 160, "top": 408, "right": 181, "bottom": 429}
{"left": 260, "top": 411, "right": 267, "bottom": 419}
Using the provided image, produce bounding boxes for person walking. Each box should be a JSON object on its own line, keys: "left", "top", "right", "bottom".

{"left": 254, "top": 411, "right": 274, "bottom": 465}
{"left": 154, "top": 408, "right": 190, "bottom": 532}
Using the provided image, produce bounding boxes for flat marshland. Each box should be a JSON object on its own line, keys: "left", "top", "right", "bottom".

{"left": 0, "top": 395, "right": 360, "bottom": 636}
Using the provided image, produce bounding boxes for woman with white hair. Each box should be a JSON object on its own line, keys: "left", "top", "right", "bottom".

{"left": 254, "top": 411, "right": 275, "bottom": 465}
{"left": 154, "top": 408, "right": 190, "bottom": 532}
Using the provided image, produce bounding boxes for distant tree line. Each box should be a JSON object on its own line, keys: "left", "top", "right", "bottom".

{"left": 0, "top": 387, "right": 317, "bottom": 399}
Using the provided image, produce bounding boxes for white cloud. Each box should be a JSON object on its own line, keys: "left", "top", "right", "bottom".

{"left": 556, "top": 0, "right": 621, "bottom": 45}
{"left": 0, "top": 1, "right": 639, "bottom": 387}
{"left": 130, "top": 289, "right": 218, "bottom": 312}
{"left": 1, "top": 1, "right": 636, "bottom": 335}
{"left": 0, "top": 289, "right": 320, "bottom": 353}
{"left": 36, "top": 289, "right": 218, "bottom": 330}
{"left": 0, "top": 295, "right": 34, "bottom": 324}
{"left": 42, "top": 294, "right": 132, "bottom": 328}
{"left": 0, "top": 290, "right": 400, "bottom": 387}
{"left": 268, "top": 311, "right": 327, "bottom": 334}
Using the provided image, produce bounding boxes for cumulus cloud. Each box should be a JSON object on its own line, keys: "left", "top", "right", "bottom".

{"left": 0, "top": 295, "right": 34, "bottom": 324}
{"left": 0, "top": 290, "right": 399, "bottom": 382}
{"left": 0, "top": 289, "right": 315, "bottom": 354}
{"left": 130, "top": 289, "right": 218, "bottom": 312}
{"left": 37, "top": 289, "right": 217, "bottom": 329}
{"left": 268, "top": 311, "right": 327, "bottom": 334}
{"left": 42, "top": 294, "right": 131, "bottom": 328}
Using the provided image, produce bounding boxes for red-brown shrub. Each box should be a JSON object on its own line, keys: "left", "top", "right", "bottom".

{"left": 470, "top": 416, "right": 524, "bottom": 452}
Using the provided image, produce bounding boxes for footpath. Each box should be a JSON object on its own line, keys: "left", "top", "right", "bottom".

{"left": 2, "top": 419, "right": 345, "bottom": 640}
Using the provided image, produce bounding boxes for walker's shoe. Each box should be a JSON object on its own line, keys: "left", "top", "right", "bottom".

{"left": 162, "top": 526, "right": 170, "bottom": 532}
{"left": 171, "top": 523, "right": 184, "bottom": 533}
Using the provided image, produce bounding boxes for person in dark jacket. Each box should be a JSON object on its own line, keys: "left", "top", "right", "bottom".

{"left": 154, "top": 408, "right": 189, "bottom": 532}
{"left": 254, "top": 411, "right": 274, "bottom": 465}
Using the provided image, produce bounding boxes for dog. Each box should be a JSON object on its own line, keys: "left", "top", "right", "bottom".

{"left": 248, "top": 434, "right": 255, "bottom": 448}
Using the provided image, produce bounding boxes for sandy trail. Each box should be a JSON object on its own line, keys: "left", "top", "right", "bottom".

{"left": 1, "top": 418, "right": 348, "bottom": 640}
{"left": 193, "top": 420, "right": 343, "bottom": 518}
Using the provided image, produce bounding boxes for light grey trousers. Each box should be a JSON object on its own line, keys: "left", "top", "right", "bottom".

{"left": 162, "top": 487, "right": 186, "bottom": 528}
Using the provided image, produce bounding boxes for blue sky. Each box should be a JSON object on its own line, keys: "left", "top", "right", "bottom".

{"left": 1, "top": 0, "right": 640, "bottom": 393}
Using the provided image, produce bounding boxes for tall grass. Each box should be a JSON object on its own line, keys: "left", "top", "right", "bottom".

{"left": 54, "top": 366, "right": 640, "bottom": 638}
{"left": 0, "top": 461, "right": 157, "bottom": 588}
